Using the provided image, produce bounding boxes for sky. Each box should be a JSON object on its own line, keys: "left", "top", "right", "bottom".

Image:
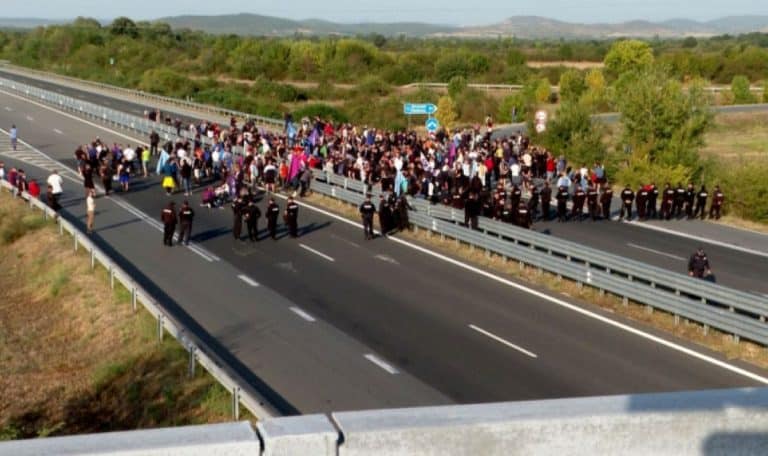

{"left": 3, "top": 0, "right": 768, "bottom": 26}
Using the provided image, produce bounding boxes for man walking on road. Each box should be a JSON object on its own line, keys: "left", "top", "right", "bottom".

{"left": 86, "top": 193, "right": 95, "bottom": 234}
{"left": 359, "top": 194, "right": 376, "bottom": 240}
{"left": 266, "top": 197, "right": 280, "bottom": 240}
{"left": 177, "top": 200, "right": 194, "bottom": 246}
{"left": 619, "top": 185, "right": 635, "bottom": 221}
{"left": 47, "top": 170, "right": 63, "bottom": 209}
{"left": 378, "top": 194, "right": 393, "bottom": 235}
{"left": 232, "top": 196, "right": 245, "bottom": 241}
{"left": 710, "top": 186, "right": 725, "bottom": 220}
{"left": 161, "top": 201, "right": 177, "bottom": 246}
{"left": 9, "top": 124, "right": 18, "bottom": 151}
{"left": 694, "top": 185, "right": 708, "bottom": 220}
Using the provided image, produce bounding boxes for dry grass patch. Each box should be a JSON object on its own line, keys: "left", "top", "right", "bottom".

{"left": 0, "top": 193, "right": 247, "bottom": 441}
{"left": 301, "top": 190, "right": 768, "bottom": 371}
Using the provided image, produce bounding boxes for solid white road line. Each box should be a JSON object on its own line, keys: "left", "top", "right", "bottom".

{"left": 627, "top": 243, "right": 686, "bottom": 261}
{"left": 53, "top": 128, "right": 63, "bottom": 134}
{"left": 364, "top": 354, "right": 399, "bottom": 374}
{"left": 7, "top": 85, "right": 768, "bottom": 385}
{"left": 469, "top": 324, "right": 538, "bottom": 358}
{"left": 237, "top": 274, "right": 260, "bottom": 287}
{"left": 4, "top": 106, "right": 11, "bottom": 111}
{"left": 280, "top": 193, "right": 768, "bottom": 385}
{"left": 25, "top": 115, "right": 33, "bottom": 121}
{"left": 289, "top": 306, "right": 316, "bottom": 322}
{"left": 299, "top": 243, "right": 335, "bottom": 262}
{"left": 626, "top": 220, "right": 768, "bottom": 259}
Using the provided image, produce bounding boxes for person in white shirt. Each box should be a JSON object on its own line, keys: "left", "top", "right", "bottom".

{"left": 86, "top": 194, "right": 95, "bottom": 234}
{"left": 0, "top": 161, "right": 5, "bottom": 181}
{"left": 47, "top": 170, "right": 64, "bottom": 196}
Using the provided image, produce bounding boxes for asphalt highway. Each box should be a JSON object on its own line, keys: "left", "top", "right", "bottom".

{"left": 3, "top": 68, "right": 766, "bottom": 296}
{"left": 1, "top": 88, "right": 767, "bottom": 412}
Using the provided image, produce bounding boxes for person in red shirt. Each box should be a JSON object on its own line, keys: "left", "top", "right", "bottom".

{"left": 27, "top": 178, "right": 40, "bottom": 198}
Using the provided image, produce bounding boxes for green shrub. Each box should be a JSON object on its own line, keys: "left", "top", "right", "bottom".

{"left": 292, "top": 103, "right": 349, "bottom": 123}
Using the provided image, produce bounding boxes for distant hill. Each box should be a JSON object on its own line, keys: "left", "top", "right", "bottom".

{"left": 3, "top": 13, "right": 768, "bottom": 39}
{"left": 158, "top": 13, "right": 459, "bottom": 37}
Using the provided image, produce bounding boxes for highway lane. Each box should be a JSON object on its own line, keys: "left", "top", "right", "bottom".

{"left": 2, "top": 91, "right": 767, "bottom": 407}
{"left": 534, "top": 219, "right": 768, "bottom": 296}
{"left": 4, "top": 68, "right": 767, "bottom": 295}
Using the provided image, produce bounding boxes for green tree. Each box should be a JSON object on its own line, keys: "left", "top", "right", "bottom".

{"left": 764, "top": 81, "right": 768, "bottom": 103}
{"left": 604, "top": 40, "right": 654, "bottom": 78}
{"left": 447, "top": 75, "right": 468, "bottom": 98}
{"left": 730, "top": 75, "right": 757, "bottom": 104}
{"left": 682, "top": 36, "right": 698, "bottom": 49}
{"left": 612, "top": 69, "right": 713, "bottom": 180}
{"left": 497, "top": 93, "right": 528, "bottom": 123}
{"left": 436, "top": 96, "right": 458, "bottom": 130}
{"left": 580, "top": 68, "right": 609, "bottom": 111}
{"left": 539, "top": 101, "right": 606, "bottom": 166}
{"left": 558, "top": 69, "right": 586, "bottom": 103}
{"left": 109, "top": 17, "right": 138, "bottom": 39}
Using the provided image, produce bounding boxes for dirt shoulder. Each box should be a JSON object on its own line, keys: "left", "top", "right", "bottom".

{"left": 0, "top": 192, "right": 242, "bottom": 440}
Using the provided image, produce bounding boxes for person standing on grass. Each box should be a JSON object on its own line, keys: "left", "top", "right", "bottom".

{"left": 9, "top": 124, "right": 18, "bottom": 151}
{"left": 86, "top": 193, "right": 95, "bottom": 234}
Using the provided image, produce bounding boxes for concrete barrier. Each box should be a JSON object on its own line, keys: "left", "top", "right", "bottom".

{"left": 2, "top": 388, "right": 767, "bottom": 455}
{"left": 0, "top": 421, "right": 261, "bottom": 456}
{"left": 257, "top": 414, "right": 338, "bottom": 456}
{"left": 332, "top": 388, "right": 768, "bottom": 456}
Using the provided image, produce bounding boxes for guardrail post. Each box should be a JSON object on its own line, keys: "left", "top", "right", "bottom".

{"left": 58, "top": 219, "right": 63, "bottom": 236}
{"left": 674, "top": 314, "right": 680, "bottom": 325}
{"left": 131, "top": 286, "right": 137, "bottom": 312}
{"left": 733, "top": 334, "right": 740, "bottom": 343}
{"left": 188, "top": 346, "right": 196, "bottom": 378}
{"left": 646, "top": 305, "right": 653, "bottom": 314}
{"left": 232, "top": 386, "right": 240, "bottom": 420}
{"left": 157, "top": 314, "right": 164, "bottom": 342}
{"left": 622, "top": 296, "right": 629, "bottom": 306}
{"left": 73, "top": 233, "right": 78, "bottom": 252}
{"left": 703, "top": 324, "right": 709, "bottom": 335}
{"left": 90, "top": 248, "right": 95, "bottom": 270}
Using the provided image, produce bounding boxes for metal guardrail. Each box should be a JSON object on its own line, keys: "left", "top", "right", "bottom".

{"left": 2, "top": 73, "right": 768, "bottom": 348}
{"left": 0, "top": 180, "right": 275, "bottom": 420}
{"left": 404, "top": 82, "right": 764, "bottom": 93}
{"left": 0, "top": 63, "right": 284, "bottom": 130}
{"left": 309, "top": 175, "right": 768, "bottom": 347}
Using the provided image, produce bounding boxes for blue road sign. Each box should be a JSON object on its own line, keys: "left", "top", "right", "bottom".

{"left": 404, "top": 103, "right": 438, "bottom": 115}
{"left": 426, "top": 117, "right": 440, "bottom": 133}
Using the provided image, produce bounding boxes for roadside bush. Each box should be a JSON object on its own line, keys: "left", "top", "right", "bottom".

{"left": 730, "top": 75, "right": 757, "bottom": 105}
{"left": 613, "top": 158, "right": 693, "bottom": 189}
{"left": 293, "top": 103, "right": 349, "bottom": 123}
{"left": 716, "top": 159, "right": 768, "bottom": 222}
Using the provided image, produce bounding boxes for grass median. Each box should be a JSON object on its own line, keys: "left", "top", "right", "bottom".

{"left": 302, "top": 190, "right": 768, "bottom": 372}
{"left": 0, "top": 192, "right": 249, "bottom": 441}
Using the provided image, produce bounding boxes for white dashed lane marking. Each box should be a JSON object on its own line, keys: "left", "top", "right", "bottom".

{"left": 469, "top": 324, "right": 538, "bottom": 359}
{"left": 364, "top": 354, "right": 399, "bottom": 374}
{"left": 237, "top": 274, "right": 260, "bottom": 287}
{"left": 299, "top": 243, "right": 335, "bottom": 262}
{"left": 289, "top": 307, "right": 316, "bottom": 322}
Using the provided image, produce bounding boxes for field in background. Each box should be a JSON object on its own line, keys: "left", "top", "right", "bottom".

{"left": 0, "top": 192, "right": 242, "bottom": 441}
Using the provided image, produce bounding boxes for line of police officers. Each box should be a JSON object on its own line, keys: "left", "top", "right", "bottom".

{"left": 359, "top": 193, "right": 413, "bottom": 240}
{"left": 616, "top": 183, "right": 725, "bottom": 222}
{"left": 161, "top": 194, "right": 301, "bottom": 245}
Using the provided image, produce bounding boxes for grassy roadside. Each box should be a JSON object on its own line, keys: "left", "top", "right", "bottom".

{"left": 0, "top": 192, "right": 247, "bottom": 441}
{"left": 302, "top": 191, "right": 768, "bottom": 371}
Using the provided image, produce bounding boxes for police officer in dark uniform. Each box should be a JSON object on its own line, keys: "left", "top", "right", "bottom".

{"left": 378, "top": 194, "right": 392, "bottom": 235}
{"left": 232, "top": 196, "right": 245, "bottom": 241}
{"left": 600, "top": 184, "right": 613, "bottom": 220}
{"left": 571, "top": 185, "right": 586, "bottom": 221}
{"left": 556, "top": 186, "right": 569, "bottom": 222}
{"left": 266, "top": 197, "right": 280, "bottom": 240}
{"left": 688, "top": 247, "right": 711, "bottom": 279}
{"left": 527, "top": 186, "right": 540, "bottom": 221}
{"left": 244, "top": 199, "right": 261, "bottom": 242}
{"left": 359, "top": 194, "right": 376, "bottom": 240}
{"left": 661, "top": 183, "right": 675, "bottom": 220}
{"left": 516, "top": 202, "right": 532, "bottom": 229}
{"left": 673, "top": 183, "right": 686, "bottom": 218}
{"left": 709, "top": 186, "right": 724, "bottom": 220}
{"left": 693, "top": 185, "right": 708, "bottom": 220}
{"left": 586, "top": 184, "right": 599, "bottom": 221}
{"left": 540, "top": 181, "right": 552, "bottom": 221}
{"left": 636, "top": 185, "right": 648, "bottom": 220}
{"left": 396, "top": 195, "right": 411, "bottom": 231}
{"left": 509, "top": 185, "right": 522, "bottom": 213}
{"left": 285, "top": 196, "right": 299, "bottom": 238}
{"left": 464, "top": 191, "right": 482, "bottom": 230}
{"left": 684, "top": 183, "right": 696, "bottom": 219}
{"left": 647, "top": 182, "right": 659, "bottom": 219}
{"left": 177, "top": 200, "right": 194, "bottom": 246}
{"left": 619, "top": 185, "right": 634, "bottom": 221}
{"left": 161, "top": 201, "right": 177, "bottom": 246}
